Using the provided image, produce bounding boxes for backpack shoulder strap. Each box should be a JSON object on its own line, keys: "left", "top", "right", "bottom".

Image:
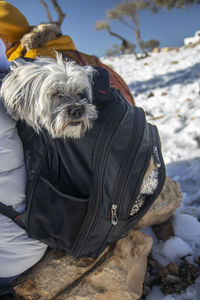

{"left": 0, "top": 202, "right": 26, "bottom": 229}
{"left": 0, "top": 202, "right": 19, "bottom": 220}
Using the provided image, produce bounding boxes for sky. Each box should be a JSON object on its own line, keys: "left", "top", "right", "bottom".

{"left": 6, "top": 0, "right": 200, "bottom": 57}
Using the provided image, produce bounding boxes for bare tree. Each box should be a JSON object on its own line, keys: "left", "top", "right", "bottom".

{"left": 107, "top": 1, "right": 151, "bottom": 55}
{"left": 40, "top": 0, "right": 66, "bottom": 28}
{"left": 153, "top": 0, "right": 200, "bottom": 9}
{"left": 95, "top": 20, "right": 137, "bottom": 56}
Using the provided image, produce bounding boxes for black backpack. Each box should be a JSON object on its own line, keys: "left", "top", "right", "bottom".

{"left": 0, "top": 68, "right": 165, "bottom": 259}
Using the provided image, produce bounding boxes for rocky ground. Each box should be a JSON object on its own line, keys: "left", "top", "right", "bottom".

{"left": 141, "top": 219, "right": 200, "bottom": 299}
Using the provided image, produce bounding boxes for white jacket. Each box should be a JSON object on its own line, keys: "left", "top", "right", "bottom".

{"left": 0, "top": 38, "right": 47, "bottom": 277}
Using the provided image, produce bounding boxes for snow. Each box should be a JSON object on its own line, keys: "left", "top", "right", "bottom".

{"left": 102, "top": 45, "right": 200, "bottom": 299}
{"left": 161, "top": 237, "right": 193, "bottom": 262}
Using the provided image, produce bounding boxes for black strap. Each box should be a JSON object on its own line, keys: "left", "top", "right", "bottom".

{"left": 0, "top": 286, "right": 17, "bottom": 299}
{"left": 0, "top": 202, "right": 19, "bottom": 220}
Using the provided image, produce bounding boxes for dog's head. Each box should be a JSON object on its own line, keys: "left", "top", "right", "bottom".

{"left": 0, "top": 53, "right": 97, "bottom": 139}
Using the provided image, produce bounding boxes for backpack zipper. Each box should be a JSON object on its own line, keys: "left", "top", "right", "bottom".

{"left": 72, "top": 95, "right": 128, "bottom": 257}
{"left": 127, "top": 129, "right": 153, "bottom": 216}
{"left": 110, "top": 107, "right": 145, "bottom": 225}
{"left": 127, "top": 125, "right": 164, "bottom": 217}
{"left": 111, "top": 204, "right": 118, "bottom": 225}
{"left": 153, "top": 145, "right": 161, "bottom": 167}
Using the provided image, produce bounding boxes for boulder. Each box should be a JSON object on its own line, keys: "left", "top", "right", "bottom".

{"left": 152, "top": 47, "right": 160, "bottom": 53}
{"left": 135, "top": 176, "right": 182, "bottom": 229}
{"left": 14, "top": 230, "right": 152, "bottom": 300}
{"left": 14, "top": 249, "right": 108, "bottom": 300}
{"left": 161, "top": 47, "right": 174, "bottom": 52}
{"left": 56, "top": 231, "right": 153, "bottom": 300}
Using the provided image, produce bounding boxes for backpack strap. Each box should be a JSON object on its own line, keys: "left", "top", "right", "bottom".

{"left": 0, "top": 202, "right": 27, "bottom": 229}
{"left": 0, "top": 202, "right": 19, "bottom": 221}
{"left": 0, "top": 286, "right": 17, "bottom": 299}
{"left": 74, "top": 50, "right": 86, "bottom": 66}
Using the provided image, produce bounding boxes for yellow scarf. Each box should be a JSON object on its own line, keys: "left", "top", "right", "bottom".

{"left": 7, "top": 35, "right": 77, "bottom": 61}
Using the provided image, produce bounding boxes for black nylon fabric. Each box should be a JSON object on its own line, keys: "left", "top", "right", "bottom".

{"left": 18, "top": 87, "right": 130, "bottom": 252}
{"left": 0, "top": 67, "right": 166, "bottom": 258}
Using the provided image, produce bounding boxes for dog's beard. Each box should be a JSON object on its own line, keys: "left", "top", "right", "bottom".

{"left": 49, "top": 101, "right": 97, "bottom": 139}
{"left": 0, "top": 54, "right": 98, "bottom": 139}
{"left": 57, "top": 122, "right": 88, "bottom": 139}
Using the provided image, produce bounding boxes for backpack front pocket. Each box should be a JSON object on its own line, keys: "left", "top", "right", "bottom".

{"left": 27, "top": 175, "right": 89, "bottom": 252}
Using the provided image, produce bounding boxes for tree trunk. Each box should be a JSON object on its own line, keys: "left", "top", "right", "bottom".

{"left": 132, "top": 13, "right": 147, "bottom": 56}
{"left": 107, "top": 29, "right": 137, "bottom": 58}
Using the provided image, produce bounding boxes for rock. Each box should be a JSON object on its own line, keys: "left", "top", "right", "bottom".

{"left": 136, "top": 176, "right": 182, "bottom": 229}
{"left": 167, "top": 263, "right": 179, "bottom": 276}
{"left": 152, "top": 221, "right": 174, "bottom": 241}
{"left": 14, "top": 231, "right": 152, "bottom": 300}
{"left": 152, "top": 47, "right": 160, "bottom": 53}
{"left": 148, "top": 258, "right": 158, "bottom": 269}
{"left": 56, "top": 230, "right": 153, "bottom": 300}
{"left": 161, "top": 47, "right": 174, "bottom": 52}
{"left": 147, "top": 92, "right": 154, "bottom": 98}
{"left": 14, "top": 249, "right": 108, "bottom": 300}
{"left": 158, "top": 261, "right": 200, "bottom": 295}
{"left": 163, "top": 274, "right": 182, "bottom": 284}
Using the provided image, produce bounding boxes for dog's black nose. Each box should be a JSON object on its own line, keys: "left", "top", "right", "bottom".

{"left": 67, "top": 105, "right": 84, "bottom": 119}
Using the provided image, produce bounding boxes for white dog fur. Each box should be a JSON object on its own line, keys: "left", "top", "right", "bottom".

{"left": 1, "top": 53, "right": 97, "bottom": 139}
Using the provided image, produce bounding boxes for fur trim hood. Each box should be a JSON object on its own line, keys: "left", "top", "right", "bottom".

{"left": 6, "top": 23, "right": 77, "bottom": 61}
{"left": 21, "top": 23, "right": 61, "bottom": 50}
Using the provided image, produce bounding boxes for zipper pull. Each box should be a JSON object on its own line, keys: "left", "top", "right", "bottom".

{"left": 153, "top": 146, "right": 161, "bottom": 168}
{"left": 111, "top": 204, "right": 118, "bottom": 225}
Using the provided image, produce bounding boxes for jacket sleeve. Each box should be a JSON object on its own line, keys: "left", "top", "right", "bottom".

{"left": 0, "top": 70, "right": 27, "bottom": 208}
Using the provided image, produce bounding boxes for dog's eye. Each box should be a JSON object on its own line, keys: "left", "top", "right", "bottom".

{"left": 57, "top": 94, "right": 63, "bottom": 99}
{"left": 51, "top": 93, "right": 63, "bottom": 100}
{"left": 77, "top": 93, "right": 87, "bottom": 99}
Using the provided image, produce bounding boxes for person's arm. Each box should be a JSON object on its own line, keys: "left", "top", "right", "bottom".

{"left": 0, "top": 38, "right": 10, "bottom": 71}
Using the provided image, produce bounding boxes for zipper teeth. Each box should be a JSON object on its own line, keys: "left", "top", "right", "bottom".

{"left": 72, "top": 99, "right": 127, "bottom": 257}
{"left": 128, "top": 125, "right": 165, "bottom": 217}
{"left": 126, "top": 124, "right": 154, "bottom": 214}
{"left": 112, "top": 108, "right": 145, "bottom": 215}
{"left": 127, "top": 143, "right": 152, "bottom": 214}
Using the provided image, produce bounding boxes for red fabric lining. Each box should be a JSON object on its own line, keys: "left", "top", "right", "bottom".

{"left": 96, "top": 89, "right": 108, "bottom": 94}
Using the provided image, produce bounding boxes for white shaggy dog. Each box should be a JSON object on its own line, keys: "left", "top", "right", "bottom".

{"left": 1, "top": 54, "right": 97, "bottom": 139}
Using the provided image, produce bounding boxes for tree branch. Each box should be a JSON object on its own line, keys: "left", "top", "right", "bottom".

{"left": 51, "top": 0, "right": 66, "bottom": 27}
{"left": 40, "top": 0, "right": 53, "bottom": 22}
{"left": 108, "top": 28, "right": 127, "bottom": 43}
{"left": 120, "top": 18, "right": 136, "bottom": 32}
